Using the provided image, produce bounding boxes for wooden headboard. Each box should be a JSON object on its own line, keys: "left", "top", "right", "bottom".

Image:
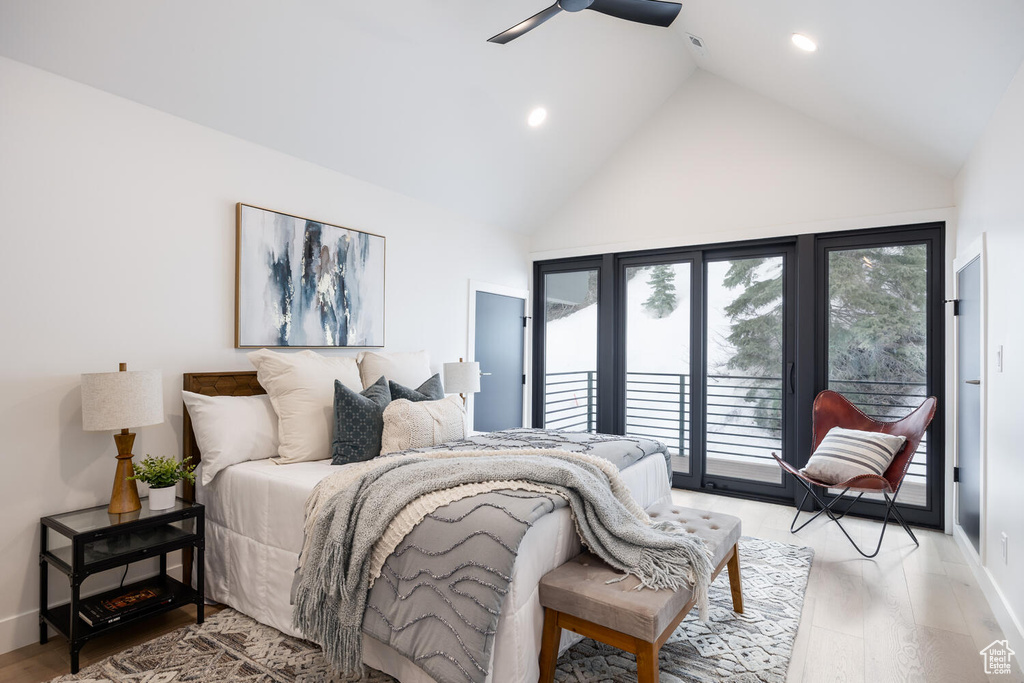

{"left": 181, "top": 371, "right": 265, "bottom": 587}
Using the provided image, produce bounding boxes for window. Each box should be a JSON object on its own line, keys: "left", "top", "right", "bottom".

{"left": 540, "top": 269, "right": 599, "bottom": 432}
{"left": 534, "top": 224, "right": 945, "bottom": 527}
{"left": 819, "top": 237, "right": 939, "bottom": 517}
{"left": 624, "top": 262, "right": 693, "bottom": 474}
{"left": 705, "top": 256, "right": 785, "bottom": 486}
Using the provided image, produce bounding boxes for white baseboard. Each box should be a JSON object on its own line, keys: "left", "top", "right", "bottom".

{"left": 0, "top": 562, "right": 183, "bottom": 656}
{"left": 953, "top": 524, "right": 1024, "bottom": 658}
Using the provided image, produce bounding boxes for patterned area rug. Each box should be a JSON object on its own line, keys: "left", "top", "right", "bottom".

{"left": 53, "top": 536, "right": 812, "bottom": 683}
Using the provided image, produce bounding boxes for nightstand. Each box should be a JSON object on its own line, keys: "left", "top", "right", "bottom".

{"left": 39, "top": 498, "right": 205, "bottom": 673}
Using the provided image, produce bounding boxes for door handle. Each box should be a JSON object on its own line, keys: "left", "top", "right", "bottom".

{"left": 965, "top": 379, "right": 981, "bottom": 385}
{"left": 480, "top": 372, "right": 493, "bottom": 376}
{"left": 786, "top": 362, "right": 795, "bottom": 394}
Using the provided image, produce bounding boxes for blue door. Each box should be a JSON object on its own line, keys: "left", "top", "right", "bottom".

{"left": 957, "top": 257, "right": 982, "bottom": 552}
{"left": 474, "top": 291, "right": 525, "bottom": 432}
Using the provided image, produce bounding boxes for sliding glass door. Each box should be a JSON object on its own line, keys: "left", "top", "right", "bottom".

{"left": 534, "top": 223, "right": 944, "bottom": 527}
{"left": 538, "top": 266, "right": 601, "bottom": 432}
{"left": 621, "top": 258, "right": 695, "bottom": 477}
{"left": 702, "top": 247, "right": 795, "bottom": 498}
{"left": 817, "top": 231, "right": 942, "bottom": 525}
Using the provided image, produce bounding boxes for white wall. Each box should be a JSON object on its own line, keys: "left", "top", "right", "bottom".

{"left": 954, "top": 57, "right": 1024, "bottom": 654}
{"left": 532, "top": 70, "right": 954, "bottom": 258}
{"left": 0, "top": 56, "right": 529, "bottom": 654}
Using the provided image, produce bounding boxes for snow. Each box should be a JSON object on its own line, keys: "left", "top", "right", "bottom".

{"left": 544, "top": 264, "right": 693, "bottom": 375}
{"left": 543, "top": 264, "right": 782, "bottom": 468}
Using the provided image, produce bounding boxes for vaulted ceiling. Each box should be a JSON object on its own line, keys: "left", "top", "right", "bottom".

{"left": 677, "top": 0, "right": 1024, "bottom": 178}
{"left": 2, "top": 1, "right": 1023, "bottom": 232}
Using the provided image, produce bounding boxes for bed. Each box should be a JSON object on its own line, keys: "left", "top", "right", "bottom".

{"left": 181, "top": 370, "right": 673, "bottom": 683}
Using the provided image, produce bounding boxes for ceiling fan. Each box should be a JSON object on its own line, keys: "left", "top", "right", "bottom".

{"left": 488, "top": 0, "right": 682, "bottom": 44}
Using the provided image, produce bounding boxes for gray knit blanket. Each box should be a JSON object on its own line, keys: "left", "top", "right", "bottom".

{"left": 293, "top": 439, "right": 712, "bottom": 678}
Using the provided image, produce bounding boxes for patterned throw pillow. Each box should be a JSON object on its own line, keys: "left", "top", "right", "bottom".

{"left": 331, "top": 376, "right": 392, "bottom": 465}
{"left": 389, "top": 374, "right": 445, "bottom": 402}
{"left": 380, "top": 396, "right": 466, "bottom": 455}
{"left": 801, "top": 427, "right": 907, "bottom": 485}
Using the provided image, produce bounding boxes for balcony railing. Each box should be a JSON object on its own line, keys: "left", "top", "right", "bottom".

{"left": 543, "top": 371, "right": 929, "bottom": 506}
{"left": 543, "top": 371, "right": 598, "bottom": 432}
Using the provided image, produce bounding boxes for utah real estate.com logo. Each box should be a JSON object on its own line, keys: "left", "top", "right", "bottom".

{"left": 980, "top": 639, "right": 1016, "bottom": 676}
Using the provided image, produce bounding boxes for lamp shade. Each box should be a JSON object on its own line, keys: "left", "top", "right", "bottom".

{"left": 443, "top": 361, "right": 481, "bottom": 395}
{"left": 81, "top": 369, "right": 164, "bottom": 431}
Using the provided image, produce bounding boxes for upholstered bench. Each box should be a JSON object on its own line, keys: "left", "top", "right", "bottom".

{"left": 537, "top": 503, "right": 743, "bottom": 683}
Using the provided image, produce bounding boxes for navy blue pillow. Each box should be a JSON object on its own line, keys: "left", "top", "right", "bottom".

{"left": 331, "top": 376, "right": 391, "bottom": 465}
{"left": 389, "top": 374, "right": 445, "bottom": 402}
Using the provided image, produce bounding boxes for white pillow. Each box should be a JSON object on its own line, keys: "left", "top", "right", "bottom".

{"left": 182, "top": 391, "right": 279, "bottom": 486}
{"left": 248, "top": 349, "right": 362, "bottom": 463}
{"left": 357, "top": 350, "right": 431, "bottom": 390}
{"left": 380, "top": 396, "right": 466, "bottom": 455}
{"left": 802, "top": 427, "right": 907, "bottom": 485}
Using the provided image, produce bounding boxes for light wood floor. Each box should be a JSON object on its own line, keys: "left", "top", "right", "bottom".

{"left": 3, "top": 492, "right": 1020, "bottom": 683}
{"left": 671, "top": 489, "right": 1023, "bottom": 683}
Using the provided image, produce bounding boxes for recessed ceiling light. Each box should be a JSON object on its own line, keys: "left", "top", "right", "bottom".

{"left": 791, "top": 33, "right": 817, "bottom": 52}
{"left": 528, "top": 107, "right": 547, "bottom": 128}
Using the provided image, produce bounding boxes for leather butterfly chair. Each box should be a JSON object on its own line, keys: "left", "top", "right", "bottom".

{"left": 772, "top": 390, "right": 938, "bottom": 558}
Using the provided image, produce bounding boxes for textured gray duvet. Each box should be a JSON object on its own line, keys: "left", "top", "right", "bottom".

{"left": 293, "top": 430, "right": 706, "bottom": 683}
{"left": 364, "top": 489, "right": 564, "bottom": 681}
{"left": 403, "top": 428, "right": 673, "bottom": 476}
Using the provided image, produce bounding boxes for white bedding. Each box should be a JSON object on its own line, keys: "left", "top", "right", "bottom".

{"left": 199, "top": 454, "right": 672, "bottom": 682}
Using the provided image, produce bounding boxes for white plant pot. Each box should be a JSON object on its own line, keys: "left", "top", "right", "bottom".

{"left": 148, "top": 486, "right": 176, "bottom": 511}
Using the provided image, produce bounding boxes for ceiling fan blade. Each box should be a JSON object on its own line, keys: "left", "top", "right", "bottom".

{"left": 488, "top": 3, "right": 562, "bottom": 44}
{"left": 587, "top": 0, "right": 681, "bottom": 27}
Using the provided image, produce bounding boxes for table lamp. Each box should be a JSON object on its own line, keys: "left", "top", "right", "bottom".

{"left": 443, "top": 360, "right": 482, "bottom": 404}
{"left": 81, "top": 363, "right": 164, "bottom": 514}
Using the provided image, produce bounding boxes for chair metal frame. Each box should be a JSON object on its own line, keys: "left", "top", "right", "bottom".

{"left": 774, "top": 390, "right": 937, "bottom": 558}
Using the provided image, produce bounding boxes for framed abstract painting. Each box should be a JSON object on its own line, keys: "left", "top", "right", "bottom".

{"left": 235, "top": 203, "right": 386, "bottom": 348}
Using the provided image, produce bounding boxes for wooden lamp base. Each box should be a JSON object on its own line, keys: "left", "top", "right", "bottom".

{"left": 110, "top": 430, "right": 141, "bottom": 514}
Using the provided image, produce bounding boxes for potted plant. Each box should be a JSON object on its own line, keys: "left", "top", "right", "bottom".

{"left": 128, "top": 455, "right": 196, "bottom": 511}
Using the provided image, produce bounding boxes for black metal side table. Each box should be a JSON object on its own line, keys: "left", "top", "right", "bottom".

{"left": 39, "top": 498, "right": 205, "bottom": 673}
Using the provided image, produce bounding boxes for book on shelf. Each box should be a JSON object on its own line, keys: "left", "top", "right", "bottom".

{"left": 78, "top": 581, "right": 175, "bottom": 627}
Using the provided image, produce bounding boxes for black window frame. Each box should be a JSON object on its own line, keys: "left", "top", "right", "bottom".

{"left": 813, "top": 223, "right": 945, "bottom": 528}
{"left": 532, "top": 222, "right": 945, "bottom": 528}
{"left": 616, "top": 251, "right": 702, "bottom": 488}
{"left": 699, "top": 242, "right": 798, "bottom": 501}
{"left": 532, "top": 257, "right": 607, "bottom": 432}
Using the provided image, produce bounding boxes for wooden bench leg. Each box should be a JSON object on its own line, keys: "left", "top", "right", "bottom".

{"left": 727, "top": 543, "right": 744, "bottom": 614}
{"left": 635, "top": 639, "right": 659, "bottom": 683}
{"left": 538, "top": 607, "right": 561, "bottom": 682}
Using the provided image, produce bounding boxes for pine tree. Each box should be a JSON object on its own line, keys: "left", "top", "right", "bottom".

{"left": 718, "top": 258, "right": 784, "bottom": 433}
{"left": 720, "top": 246, "right": 928, "bottom": 430}
{"left": 722, "top": 258, "right": 782, "bottom": 378}
{"left": 644, "top": 265, "right": 678, "bottom": 318}
{"left": 824, "top": 246, "right": 927, "bottom": 391}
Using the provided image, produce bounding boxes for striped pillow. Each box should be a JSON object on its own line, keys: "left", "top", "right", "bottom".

{"left": 801, "top": 427, "right": 907, "bottom": 485}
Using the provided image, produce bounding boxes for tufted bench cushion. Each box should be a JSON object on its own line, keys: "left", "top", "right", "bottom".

{"left": 539, "top": 504, "right": 741, "bottom": 642}
{"left": 646, "top": 503, "right": 742, "bottom": 570}
{"left": 537, "top": 504, "right": 743, "bottom": 682}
